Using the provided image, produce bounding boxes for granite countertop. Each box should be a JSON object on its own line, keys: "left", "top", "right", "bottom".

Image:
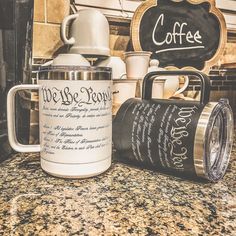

{"left": 0, "top": 141, "right": 235, "bottom": 236}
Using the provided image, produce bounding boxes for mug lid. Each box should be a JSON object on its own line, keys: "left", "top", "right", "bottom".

{"left": 37, "top": 66, "right": 112, "bottom": 81}
{"left": 39, "top": 65, "right": 112, "bottom": 73}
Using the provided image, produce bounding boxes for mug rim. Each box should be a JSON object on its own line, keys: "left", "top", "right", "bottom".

{"left": 37, "top": 66, "right": 112, "bottom": 81}
{"left": 38, "top": 65, "right": 112, "bottom": 73}
{"left": 124, "top": 51, "right": 152, "bottom": 57}
{"left": 113, "top": 79, "right": 138, "bottom": 83}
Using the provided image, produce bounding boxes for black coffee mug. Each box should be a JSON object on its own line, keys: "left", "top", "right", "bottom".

{"left": 113, "top": 70, "right": 234, "bottom": 182}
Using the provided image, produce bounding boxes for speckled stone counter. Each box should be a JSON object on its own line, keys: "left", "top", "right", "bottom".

{"left": 0, "top": 140, "right": 235, "bottom": 236}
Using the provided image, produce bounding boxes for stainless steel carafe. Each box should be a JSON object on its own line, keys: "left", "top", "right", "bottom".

{"left": 113, "top": 71, "right": 234, "bottom": 182}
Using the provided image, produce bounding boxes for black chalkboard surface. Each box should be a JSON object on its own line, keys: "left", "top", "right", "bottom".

{"left": 131, "top": 0, "right": 227, "bottom": 72}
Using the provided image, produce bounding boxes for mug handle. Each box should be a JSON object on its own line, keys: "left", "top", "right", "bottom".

{"left": 61, "top": 13, "right": 78, "bottom": 45}
{"left": 119, "top": 74, "right": 127, "bottom": 80}
{"left": 142, "top": 70, "right": 210, "bottom": 105}
{"left": 174, "top": 76, "right": 189, "bottom": 96}
{"left": 7, "top": 84, "right": 40, "bottom": 153}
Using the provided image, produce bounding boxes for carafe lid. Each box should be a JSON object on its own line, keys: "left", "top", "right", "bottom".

{"left": 148, "top": 59, "right": 165, "bottom": 73}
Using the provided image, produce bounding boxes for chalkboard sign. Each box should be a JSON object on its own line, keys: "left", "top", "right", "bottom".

{"left": 131, "top": 0, "right": 227, "bottom": 72}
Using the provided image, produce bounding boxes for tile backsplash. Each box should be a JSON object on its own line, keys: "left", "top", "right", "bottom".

{"left": 218, "top": 42, "right": 236, "bottom": 66}
{"left": 33, "top": 0, "right": 70, "bottom": 59}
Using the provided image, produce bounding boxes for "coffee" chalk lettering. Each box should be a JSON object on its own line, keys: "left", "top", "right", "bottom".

{"left": 152, "top": 14, "right": 205, "bottom": 54}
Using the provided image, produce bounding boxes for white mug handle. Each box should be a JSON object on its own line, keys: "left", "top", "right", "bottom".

{"left": 61, "top": 13, "right": 79, "bottom": 45}
{"left": 174, "top": 76, "right": 189, "bottom": 96}
{"left": 7, "top": 84, "right": 40, "bottom": 153}
{"left": 119, "top": 74, "right": 127, "bottom": 80}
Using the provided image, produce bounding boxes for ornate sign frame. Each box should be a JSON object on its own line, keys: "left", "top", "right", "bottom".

{"left": 131, "top": 0, "right": 227, "bottom": 72}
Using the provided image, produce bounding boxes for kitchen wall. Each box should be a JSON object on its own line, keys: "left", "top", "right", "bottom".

{"left": 33, "top": 0, "right": 236, "bottom": 64}
{"left": 218, "top": 42, "right": 236, "bottom": 65}
{"left": 33, "top": 0, "right": 70, "bottom": 59}
{"left": 32, "top": 0, "right": 130, "bottom": 60}
{"left": 185, "top": 68, "right": 236, "bottom": 119}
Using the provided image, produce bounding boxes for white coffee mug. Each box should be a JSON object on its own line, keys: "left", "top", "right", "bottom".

{"left": 113, "top": 79, "right": 137, "bottom": 104}
{"left": 96, "top": 56, "right": 126, "bottom": 80}
{"left": 147, "top": 60, "right": 189, "bottom": 98}
{"left": 7, "top": 66, "right": 112, "bottom": 178}
{"left": 164, "top": 76, "right": 189, "bottom": 98}
{"left": 124, "top": 51, "right": 152, "bottom": 79}
{"left": 139, "top": 79, "right": 166, "bottom": 99}
{"left": 61, "top": 9, "right": 110, "bottom": 56}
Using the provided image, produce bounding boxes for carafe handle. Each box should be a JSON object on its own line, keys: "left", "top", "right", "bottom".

{"left": 61, "top": 13, "right": 78, "bottom": 45}
{"left": 7, "top": 85, "right": 40, "bottom": 153}
{"left": 142, "top": 70, "right": 210, "bottom": 105}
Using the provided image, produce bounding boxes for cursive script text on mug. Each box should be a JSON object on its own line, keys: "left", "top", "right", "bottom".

{"left": 41, "top": 86, "right": 112, "bottom": 107}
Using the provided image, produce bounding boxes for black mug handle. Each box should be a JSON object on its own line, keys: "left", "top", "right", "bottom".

{"left": 142, "top": 70, "right": 210, "bottom": 105}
